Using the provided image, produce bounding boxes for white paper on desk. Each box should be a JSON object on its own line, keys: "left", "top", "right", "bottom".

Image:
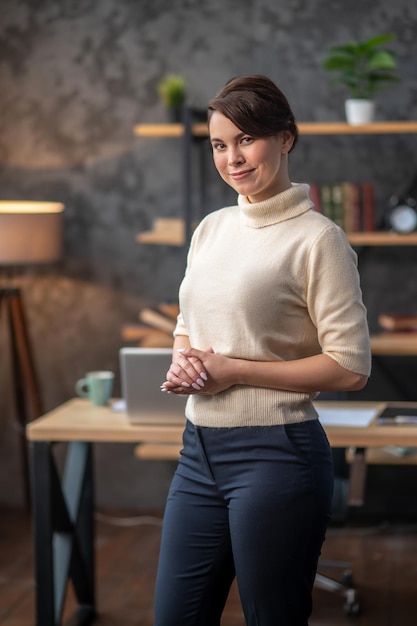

{"left": 316, "top": 408, "right": 378, "bottom": 427}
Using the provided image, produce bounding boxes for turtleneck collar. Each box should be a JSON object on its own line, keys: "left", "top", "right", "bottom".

{"left": 238, "top": 183, "right": 314, "bottom": 228}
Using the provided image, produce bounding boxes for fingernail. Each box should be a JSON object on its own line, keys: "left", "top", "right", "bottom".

{"left": 192, "top": 383, "right": 200, "bottom": 390}
{"left": 160, "top": 388, "right": 167, "bottom": 393}
{"left": 196, "top": 378, "right": 205, "bottom": 387}
{"left": 177, "top": 348, "right": 185, "bottom": 353}
{"left": 200, "top": 372, "right": 208, "bottom": 381}
{"left": 181, "top": 382, "right": 190, "bottom": 388}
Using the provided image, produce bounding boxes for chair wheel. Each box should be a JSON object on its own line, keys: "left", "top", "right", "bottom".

{"left": 343, "top": 598, "right": 361, "bottom": 617}
{"left": 341, "top": 572, "right": 354, "bottom": 588}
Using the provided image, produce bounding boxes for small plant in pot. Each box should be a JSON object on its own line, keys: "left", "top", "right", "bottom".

{"left": 322, "top": 34, "right": 400, "bottom": 125}
{"left": 157, "top": 74, "right": 186, "bottom": 123}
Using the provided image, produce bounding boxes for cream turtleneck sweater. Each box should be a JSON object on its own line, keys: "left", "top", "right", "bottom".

{"left": 174, "top": 184, "right": 371, "bottom": 427}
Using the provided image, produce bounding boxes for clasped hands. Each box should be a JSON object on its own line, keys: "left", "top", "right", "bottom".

{"left": 160, "top": 347, "right": 235, "bottom": 396}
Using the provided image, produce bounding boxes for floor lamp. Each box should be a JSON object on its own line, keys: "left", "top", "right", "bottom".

{"left": 0, "top": 201, "right": 64, "bottom": 510}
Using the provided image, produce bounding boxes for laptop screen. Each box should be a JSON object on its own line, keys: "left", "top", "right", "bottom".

{"left": 119, "top": 347, "right": 187, "bottom": 424}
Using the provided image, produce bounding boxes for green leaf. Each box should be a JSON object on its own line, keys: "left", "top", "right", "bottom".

{"left": 368, "top": 50, "right": 397, "bottom": 70}
{"left": 323, "top": 56, "right": 355, "bottom": 71}
{"left": 322, "top": 33, "right": 399, "bottom": 97}
{"left": 362, "top": 33, "right": 395, "bottom": 50}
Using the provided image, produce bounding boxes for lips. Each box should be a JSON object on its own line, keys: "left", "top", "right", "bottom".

{"left": 229, "top": 169, "right": 255, "bottom": 180}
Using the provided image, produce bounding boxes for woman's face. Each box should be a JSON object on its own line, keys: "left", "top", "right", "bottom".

{"left": 209, "top": 111, "right": 294, "bottom": 203}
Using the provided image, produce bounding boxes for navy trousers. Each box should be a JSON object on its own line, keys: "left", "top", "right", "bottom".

{"left": 153, "top": 418, "right": 334, "bottom": 626}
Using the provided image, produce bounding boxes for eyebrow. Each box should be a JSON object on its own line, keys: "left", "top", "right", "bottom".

{"left": 210, "top": 132, "right": 246, "bottom": 144}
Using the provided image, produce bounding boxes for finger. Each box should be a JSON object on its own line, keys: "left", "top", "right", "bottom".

{"left": 170, "top": 357, "right": 206, "bottom": 389}
{"left": 186, "top": 356, "right": 208, "bottom": 382}
{"left": 160, "top": 381, "right": 198, "bottom": 395}
{"left": 166, "top": 369, "right": 204, "bottom": 391}
{"left": 180, "top": 347, "right": 206, "bottom": 360}
{"left": 179, "top": 350, "right": 210, "bottom": 381}
{"left": 178, "top": 350, "right": 209, "bottom": 380}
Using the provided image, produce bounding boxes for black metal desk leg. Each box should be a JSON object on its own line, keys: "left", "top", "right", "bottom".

{"left": 30, "top": 440, "right": 96, "bottom": 626}
{"left": 31, "top": 441, "right": 55, "bottom": 624}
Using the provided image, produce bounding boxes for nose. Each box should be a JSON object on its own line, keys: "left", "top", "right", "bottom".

{"left": 228, "top": 145, "right": 244, "bottom": 166}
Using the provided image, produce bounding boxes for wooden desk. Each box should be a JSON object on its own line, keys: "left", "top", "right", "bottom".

{"left": 27, "top": 397, "right": 185, "bottom": 444}
{"left": 26, "top": 398, "right": 417, "bottom": 626}
{"left": 370, "top": 333, "right": 417, "bottom": 356}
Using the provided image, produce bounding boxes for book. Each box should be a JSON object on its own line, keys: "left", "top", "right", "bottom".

{"left": 331, "top": 184, "right": 344, "bottom": 228}
{"left": 309, "top": 183, "right": 322, "bottom": 213}
{"left": 378, "top": 313, "right": 417, "bottom": 332}
{"left": 320, "top": 184, "right": 333, "bottom": 221}
{"left": 342, "top": 182, "right": 361, "bottom": 232}
{"left": 362, "top": 183, "right": 375, "bottom": 232}
{"left": 158, "top": 302, "right": 180, "bottom": 320}
{"left": 121, "top": 323, "right": 157, "bottom": 341}
{"left": 121, "top": 324, "right": 173, "bottom": 347}
{"left": 139, "top": 330, "right": 174, "bottom": 348}
{"left": 310, "top": 181, "right": 376, "bottom": 233}
{"left": 139, "top": 307, "right": 176, "bottom": 334}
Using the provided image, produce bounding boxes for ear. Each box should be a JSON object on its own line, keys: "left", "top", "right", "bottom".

{"left": 280, "top": 131, "right": 295, "bottom": 154}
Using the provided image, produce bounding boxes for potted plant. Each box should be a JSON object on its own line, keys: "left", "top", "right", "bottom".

{"left": 157, "top": 74, "right": 186, "bottom": 122}
{"left": 322, "top": 34, "right": 400, "bottom": 124}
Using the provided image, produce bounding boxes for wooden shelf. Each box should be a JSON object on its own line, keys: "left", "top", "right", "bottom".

{"left": 298, "top": 121, "right": 417, "bottom": 135}
{"left": 134, "top": 121, "right": 417, "bottom": 247}
{"left": 134, "top": 123, "right": 208, "bottom": 138}
{"left": 136, "top": 221, "right": 417, "bottom": 247}
{"left": 370, "top": 333, "right": 417, "bottom": 356}
{"left": 346, "top": 446, "right": 417, "bottom": 465}
{"left": 347, "top": 232, "right": 417, "bottom": 246}
{"left": 136, "top": 218, "right": 184, "bottom": 246}
{"left": 134, "top": 120, "right": 417, "bottom": 139}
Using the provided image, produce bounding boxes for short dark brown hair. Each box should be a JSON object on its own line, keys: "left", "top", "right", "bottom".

{"left": 208, "top": 75, "right": 298, "bottom": 151}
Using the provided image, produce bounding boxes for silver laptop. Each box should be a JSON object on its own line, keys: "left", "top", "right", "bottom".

{"left": 119, "top": 347, "right": 187, "bottom": 424}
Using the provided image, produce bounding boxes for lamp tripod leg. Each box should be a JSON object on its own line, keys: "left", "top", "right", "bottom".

{"left": 3, "top": 288, "right": 43, "bottom": 511}
{"left": 8, "top": 289, "right": 43, "bottom": 419}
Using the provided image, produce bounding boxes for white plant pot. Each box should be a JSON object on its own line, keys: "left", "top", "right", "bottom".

{"left": 345, "top": 99, "right": 375, "bottom": 125}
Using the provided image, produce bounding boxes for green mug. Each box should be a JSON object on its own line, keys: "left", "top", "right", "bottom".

{"left": 75, "top": 371, "right": 115, "bottom": 406}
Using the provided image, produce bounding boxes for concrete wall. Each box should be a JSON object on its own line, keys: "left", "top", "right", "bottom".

{"left": 1, "top": 0, "right": 417, "bottom": 508}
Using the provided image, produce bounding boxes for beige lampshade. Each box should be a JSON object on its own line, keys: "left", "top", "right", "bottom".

{"left": 0, "top": 201, "right": 64, "bottom": 265}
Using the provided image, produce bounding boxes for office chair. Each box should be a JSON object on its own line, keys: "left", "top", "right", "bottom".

{"left": 314, "top": 392, "right": 362, "bottom": 617}
{"left": 315, "top": 471, "right": 361, "bottom": 617}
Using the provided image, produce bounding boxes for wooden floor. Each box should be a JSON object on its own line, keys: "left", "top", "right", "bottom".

{"left": 1, "top": 507, "right": 417, "bottom": 625}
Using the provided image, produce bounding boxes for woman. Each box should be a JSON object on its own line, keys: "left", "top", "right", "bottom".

{"left": 155, "top": 75, "right": 371, "bottom": 626}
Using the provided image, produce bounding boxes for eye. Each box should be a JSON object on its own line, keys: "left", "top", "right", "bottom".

{"left": 212, "top": 142, "right": 226, "bottom": 152}
{"left": 241, "top": 136, "right": 254, "bottom": 145}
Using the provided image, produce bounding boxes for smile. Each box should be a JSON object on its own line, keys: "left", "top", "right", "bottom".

{"left": 229, "top": 169, "right": 255, "bottom": 181}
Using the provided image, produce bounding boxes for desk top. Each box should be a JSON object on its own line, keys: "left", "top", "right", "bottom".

{"left": 25, "top": 398, "right": 417, "bottom": 449}
{"left": 26, "top": 398, "right": 185, "bottom": 444}
{"left": 370, "top": 333, "right": 417, "bottom": 355}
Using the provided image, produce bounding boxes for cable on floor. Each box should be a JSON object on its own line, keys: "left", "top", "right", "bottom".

{"left": 94, "top": 511, "right": 163, "bottom": 527}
